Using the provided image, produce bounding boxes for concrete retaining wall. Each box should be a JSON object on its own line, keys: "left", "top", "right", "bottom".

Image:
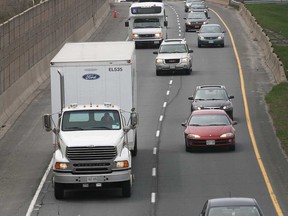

{"left": 238, "top": 4, "right": 287, "bottom": 83}
{"left": 0, "top": 0, "right": 111, "bottom": 128}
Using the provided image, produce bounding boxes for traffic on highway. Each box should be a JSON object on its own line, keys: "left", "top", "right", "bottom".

{"left": 0, "top": 1, "right": 287, "bottom": 216}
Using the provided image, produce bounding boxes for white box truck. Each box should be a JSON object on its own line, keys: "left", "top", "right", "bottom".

{"left": 43, "top": 41, "right": 138, "bottom": 199}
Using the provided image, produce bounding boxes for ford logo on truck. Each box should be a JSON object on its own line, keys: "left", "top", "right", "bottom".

{"left": 82, "top": 73, "right": 100, "bottom": 80}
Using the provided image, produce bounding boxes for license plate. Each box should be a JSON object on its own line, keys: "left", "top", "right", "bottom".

{"left": 195, "top": 25, "right": 199, "bottom": 28}
{"left": 87, "top": 176, "right": 99, "bottom": 182}
{"left": 208, "top": 40, "right": 214, "bottom": 44}
{"left": 154, "top": 41, "right": 160, "bottom": 44}
{"left": 170, "top": 65, "right": 176, "bottom": 69}
{"left": 206, "top": 140, "right": 215, "bottom": 145}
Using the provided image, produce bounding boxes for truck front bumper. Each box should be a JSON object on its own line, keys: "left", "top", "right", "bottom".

{"left": 54, "top": 169, "right": 131, "bottom": 184}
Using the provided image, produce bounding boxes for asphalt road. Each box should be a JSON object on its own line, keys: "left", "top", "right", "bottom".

{"left": 0, "top": 1, "right": 287, "bottom": 216}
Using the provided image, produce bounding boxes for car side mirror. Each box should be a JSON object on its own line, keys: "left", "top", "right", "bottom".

{"left": 188, "top": 96, "right": 194, "bottom": 100}
{"left": 189, "top": 50, "right": 193, "bottom": 53}
{"left": 229, "top": 95, "right": 234, "bottom": 99}
{"left": 125, "top": 21, "right": 129, "bottom": 27}
{"left": 153, "top": 51, "right": 158, "bottom": 54}
{"left": 232, "top": 121, "right": 237, "bottom": 125}
{"left": 181, "top": 122, "right": 187, "bottom": 127}
{"left": 223, "top": 30, "right": 226, "bottom": 33}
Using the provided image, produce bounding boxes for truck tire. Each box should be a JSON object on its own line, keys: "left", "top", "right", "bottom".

{"left": 54, "top": 182, "right": 65, "bottom": 199}
{"left": 131, "top": 133, "right": 138, "bottom": 157}
{"left": 122, "top": 180, "right": 131, "bottom": 197}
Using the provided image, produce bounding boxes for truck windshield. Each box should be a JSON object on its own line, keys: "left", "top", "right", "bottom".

{"left": 133, "top": 18, "right": 160, "bottom": 29}
{"left": 62, "top": 110, "right": 121, "bottom": 131}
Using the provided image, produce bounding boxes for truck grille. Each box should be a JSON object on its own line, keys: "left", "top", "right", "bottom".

{"left": 139, "top": 34, "right": 154, "bottom": 38}
{"left": 66, "top": 146, "right": 117, "bottom": 161}
{"left": 66, "top": 146, "right": 117, "bottom": 174}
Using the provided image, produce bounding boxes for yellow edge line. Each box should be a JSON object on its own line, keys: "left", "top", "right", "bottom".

{"left": 209, "top": 8, "right": 284, "bottom": 216}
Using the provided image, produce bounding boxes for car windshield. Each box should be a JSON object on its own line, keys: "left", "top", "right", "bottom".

{"left": 133, "top": 18, "right": 160, "bottom": 28}
{"left": 200, "top": 26, "right": 221, "bottom": 33}
{"left": 187, "top": 0, "right": 201, "bottom": 2}
{"left": 188, "top": 13, "right": 206, "bottom": 19}
{"left": 189, "top": 114, "right": 230, "bottom": 126}
{"left": 159, "top": 44, "right": 187, "bottom": 53}
{"left": 208, "top": 206, "right": 261, "bottom": 216}
{"left": 191, "top": 5, "right": 205, "bottom": 9}
{"left": 62, "top": 110, "right": 121, "bottom": 131}
{"left": 195, "top": 89, "right": 229, "bottom": 100}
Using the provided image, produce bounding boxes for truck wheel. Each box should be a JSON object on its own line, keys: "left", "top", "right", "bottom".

{"left": 131, "top": 134, "right": 138, "bottom": 157}
{"left": 122, "top": 180, "right": 131, "bottom": 198}
{"left": 54, "top": 182, "right": 65, "bottom": 199}
{"left": 156, "top": 70, "right": 162, "bottom": 76}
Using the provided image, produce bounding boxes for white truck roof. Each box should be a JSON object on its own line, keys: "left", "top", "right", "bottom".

{"left": 51, "top": 41, "right": 135, "bottom": 64}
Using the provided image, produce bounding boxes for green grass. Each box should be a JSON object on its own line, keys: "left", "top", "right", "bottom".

{"left": 246, "top": 4, "right": 288, "bottom": 38}
{"left": 265, "top": 82, "right": 288, "bottom": 153}
{"left": 245, "top": 4, "right": 288, "bottom": 154}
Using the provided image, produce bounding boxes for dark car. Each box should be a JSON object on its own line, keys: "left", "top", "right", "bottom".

{"left": 184, "top": 12, "right": 209, "bottom": 32}
{"left": 200, "top": 197, "right": 264, "bottom": 216}
{"left": 188, "top": 85, "right": 234, "bottom": 119}
{"left": 198, "top": 24, "right": 225, "bottom": 47}
{"left": 181, "top": 109, "right": 237, "bottom": 152}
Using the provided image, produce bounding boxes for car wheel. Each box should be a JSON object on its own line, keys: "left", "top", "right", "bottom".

{"left": 221, "top": 43, "right": 224, "bottom": 47}
{"left": 54, "top": 182, "right": 65, "bottom": 199}
{"left": 185, "top": 28, "right": 188, "bottom": 32}
{"left": 229, "top": 145, "right": 235, "bottom": 151}
{"left": 198, "top": 43, "right": 201, "bottom": 48}
{"left": 186, "top": 68, "right": 191, "bottom": 75}
{"left": 122, "top": 180, "right": 132, "bottom": 198}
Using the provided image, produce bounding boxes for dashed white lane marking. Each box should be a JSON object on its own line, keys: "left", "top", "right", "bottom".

{"left": 156, "top": 130, "right": 160, "bottom": 137}
{"left": 163, "top": 102, "right": 167, "bottom": 107}
{"left": 152, "top": 168, "right": 156, "bottom": 177}
{"left": 159, "top": 115, "right": 163, "bottom": 122}
{"left": 153, "top": 147, "right": 157, "bottom": 155}
{"left": 151, "top": 193, "right": 156, "bottom": 203}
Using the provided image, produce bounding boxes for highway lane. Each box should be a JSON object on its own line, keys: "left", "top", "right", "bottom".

{"left": 0, "top": 1, "right": 287, "bottom": 216}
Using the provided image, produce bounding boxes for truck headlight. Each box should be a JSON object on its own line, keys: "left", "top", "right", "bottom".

{"left": 55, "top": 162, "right": 70, "bottom": 170}
{"left": 156, "top": 58, "right": 164, "bottom": 64}
{"left": 155, "top": 32, "right": 162, "bottom": 38}
{"left": 115, "top": 160, "right": 129, "bottom": 168}
{"left": 132, "top": 33, "right": 139, "bottom": 38}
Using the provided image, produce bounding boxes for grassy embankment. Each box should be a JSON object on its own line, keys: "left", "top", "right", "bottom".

{"left": 245, "top": 4, "right": 288, "bottom": 153}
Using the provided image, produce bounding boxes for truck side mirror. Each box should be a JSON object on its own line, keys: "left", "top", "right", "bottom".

{"left": 130, "top": 108, "right": 138, "bottom": 128}
{"left": 43, "top": 114, "right": 52, "bottom": 132}
{"left": 125, "top": 21, "right": 129, "bottom": 27}
{"left": 164, "top": 20, "right": 168, "bottom": 27}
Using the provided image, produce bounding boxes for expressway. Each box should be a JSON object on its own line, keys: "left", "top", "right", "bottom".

{"left": 0, "top": 1, "right": 287, "bottom": 216}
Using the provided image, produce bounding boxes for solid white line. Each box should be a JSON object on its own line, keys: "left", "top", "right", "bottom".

{"left": 156, "top": 130, "right": 160, "bottom": 137}
{"left": 152, "top": 168, "right": 156, "bottom": 176}
{"left": 26, "top": 158, "right": 53, "bottom": 216}
{"left": 151, "top": 193, "right": 156, "bottom": 203}
{"left": 153, "top": 147, "right": 157, "bottom": 155}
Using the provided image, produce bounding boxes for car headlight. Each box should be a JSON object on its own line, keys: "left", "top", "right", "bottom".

{"left": 223, "top": 104, "right": 232, "bottom": 110}
{"left": 204, "top": 10, "right": 207, "bottom": 13}
{"left": 132, "top": 33, "right": 139, "bottom": 38}
{"left": 199, "top": 36, "right": 204, "bottom": 40}
{"left": 217, "top": 35, "right": 223, "bottom": 39}
{"left": 155, "top": 32, "right": 162, "bottom": 38}
{"left": 156, "top": 58, "right": 164, "bottom": 64}
{"left": 193, "top": 106, "right": 202, "bottom": 110}
{"left": 182, "top": 57, "right": 189, "bottom": 63}
{"left": 55, "top": 162, "right": 70, "bottom": 170}
{"left": 220, "top": 132, "right": 234, "bottom": 138}
{"left": 203, "top": 21, "right": 208, "bottom": 24}
{"left": 187, "top": 134, "right": 201, "bottom": 139}
{"left": 115, "top": 160, "right": 129, "bottom": 168}
{"left": 186, "top": 21, "right": 191, "bottom": 25}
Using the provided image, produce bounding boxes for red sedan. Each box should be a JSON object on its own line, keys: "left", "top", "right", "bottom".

{"left": 182, "top": 109, "right": 237, "bottom": 152}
